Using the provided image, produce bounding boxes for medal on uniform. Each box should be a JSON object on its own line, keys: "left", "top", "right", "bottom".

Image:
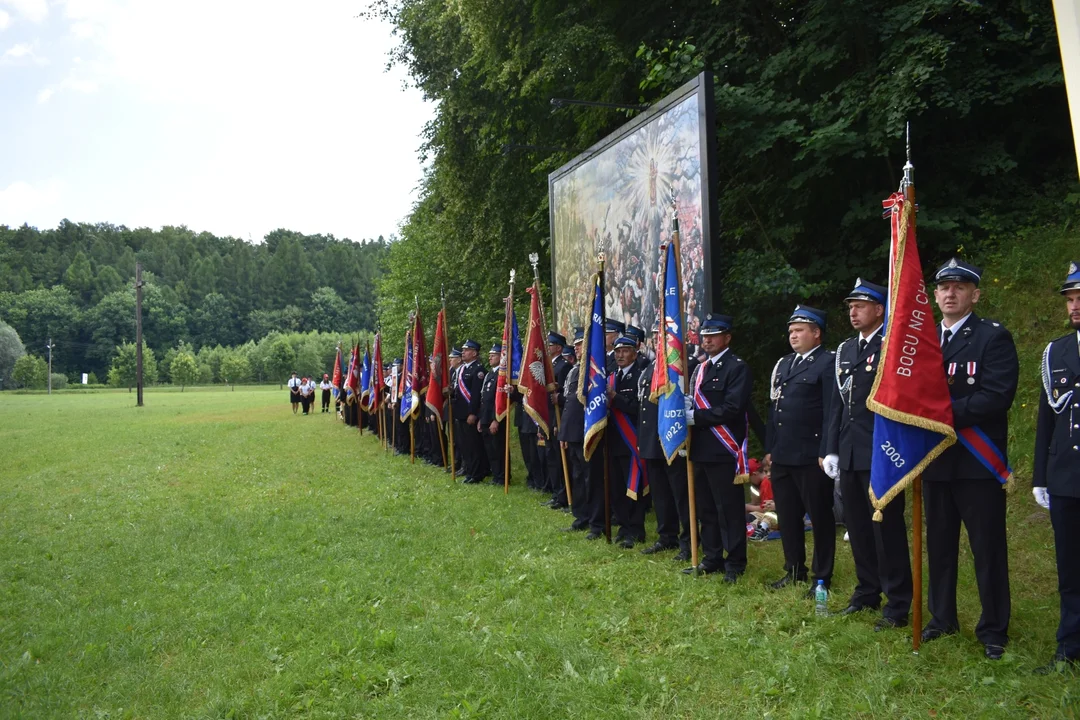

{"left": 967, "top": 361, "right": 977, "bottom": 385}
{"left": 865, "top": 354, "right": 875, "bottom": 372}
{"left": 947, "top": 362, "right": 957, "bottom": 385}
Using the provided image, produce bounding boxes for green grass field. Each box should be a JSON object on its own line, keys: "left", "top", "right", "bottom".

{"left": 0, "top": 386, "right": 1077, "bottom": 719}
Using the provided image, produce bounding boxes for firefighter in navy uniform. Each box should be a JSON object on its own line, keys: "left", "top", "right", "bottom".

{"left": 1034, "top": 261, "right": 1080, "bottom": 674}
{"left": 544, "top": 332, "right": 574, "bottom": 509}
{"left": 765, "top": 305, "right": 837, "bottom": 593}
{"left": 921, "top": 259, "right": 1018, "bottom": 661}
{"left": 452, "top": 339, "right": 487, "bottom": 483}
{"left": 560, "top": 329, "right": 602, "bottom": 536}
{"left": 824, "top": 279, "right": 913, "bottom": 631}
{"left": 684, "top": 314, "right": 753, "bottom": 582}
{"left": 638, "top": 352, "right": 697, "bottom": 561}
{"left": 479, "top": 344, "right": 506, "bottom": 486}
{"left": 607, "top": 335, "right": 647, "bottom": 548}
{"left": 604, "top": 319, "right": 625, "bottom": 371}
{"left": 626, "top": 325, "right": 650, "bottom": 371}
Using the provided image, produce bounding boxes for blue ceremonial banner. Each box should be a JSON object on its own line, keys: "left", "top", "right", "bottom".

{"left": 400, "top": 330, "right": 416, "bottom": 422}
{"left": 508, "top": 309, "right": 523, "bottom": 385}
{"left": 655, "top": 240, "right": 688, "bottom": 463}
{"left": 360, "top": 347, "right": 372, "bottom": 407}
{"left": 576, "top": 271, "right": 608, "bottom": 461}
{"left": 866, "top": 190, "right": 955, "bottom": 518}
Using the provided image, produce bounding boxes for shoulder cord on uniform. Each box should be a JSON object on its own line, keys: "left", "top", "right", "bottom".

{"left": 1042, "top": 341, "right": 1073, "bottom": 414}
{"left": 770, "top": 357, "right": 783, "bottom": 402}
{"left": 564, "top": 365, "right": 578, "bottom": 399}
{"left": 835, "top": 338, "right": 852, "bottom": 397}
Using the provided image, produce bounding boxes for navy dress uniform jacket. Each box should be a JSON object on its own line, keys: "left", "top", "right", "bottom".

{"left": 827, "top": 330, "right": 883, "bottom": 472}
{"left": 924, "top": 315, "right": 1018, "bottom": 482}
{"left": 478, "top": 368, "right": 499, "bottom": 428}
{"left": 1034, "top": 332, "right": 1080, "bottom": 497}
{"left": 608, "top": 363, "right": 642, "bottom": 458}
{"left": 689, "top": 352, "right": 753, "bottom": 464}
{"left": 559, "top": 364, "right": 584, "bottom": 443}
{"left": 451, "top": 361, "right": 485, "bottom": 419}
{"left": 766, "top": 345, "right": 834, "bottom": 466}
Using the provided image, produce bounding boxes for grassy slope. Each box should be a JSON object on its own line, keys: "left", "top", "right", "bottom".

{"left": 1, "top": 225, "right": 1079, "bottom": 718}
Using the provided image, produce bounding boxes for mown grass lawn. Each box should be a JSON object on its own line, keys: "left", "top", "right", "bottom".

{"left": 0, "top": 387, "right": 1077, "bottom": 718}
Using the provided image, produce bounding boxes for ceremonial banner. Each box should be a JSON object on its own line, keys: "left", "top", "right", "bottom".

{"left": 519, "top": 285, "right": 556, "bottom": 437}
{"left": 331, "top": 346, "right": 343, "bottom": 400}
{"left": 866, "top": 191, "right": 956, "bottom": 518}
{"left": 411, "top": 310, "right": 429, "bottom": 401}
{"left": 577, "top": 271, "right": 608, "bottom": 461}
{"left": 426, "top": 309, "right": 450, "bottom": 423}
{"left": 495, "top": 301, "right": 523, "bottom": 422}
{"left": 653, "top": 239, "right": 689, "bottom": 464}
{"left": 359, "top": 345, "right": 372, "bottom": 408}
{"left": 371, "top": 333, "right": 384, "bottom": 412}
{"left": 400, "top": 328, "right": 417, "bottom": 422}
{"left": 345, "top": 344, "right": 360, "bottom": 404}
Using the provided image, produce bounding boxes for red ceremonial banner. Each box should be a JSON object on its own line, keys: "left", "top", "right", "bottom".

{"left": 426, "top": 309, "right": 449, "bottom": 422}
{"left": 518, "top": 285, "right": 556, "bottom": 438}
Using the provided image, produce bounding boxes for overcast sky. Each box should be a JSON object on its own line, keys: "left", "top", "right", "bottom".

{"left": 0, "top": 0, "right": 433, "bottom": 243}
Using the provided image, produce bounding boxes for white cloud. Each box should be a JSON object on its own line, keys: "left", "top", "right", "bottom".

{"left": 0, "top": 180, "right": 63, "bottom": 224}
{"left": 0, "top": 0, "right": 47, "bottom": 23}
{"left": 0, "top": 10, "right": 11, "bottom": 30}
{"left": 36, "top": 87, "right": 52, "bottom": 102}
{"left": 1, "top": 41, "right": 45, "bottom": 64}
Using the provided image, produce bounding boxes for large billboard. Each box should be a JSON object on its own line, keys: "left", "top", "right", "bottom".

{"left": 549, "top": 72, "right": 718, "bottom": 346}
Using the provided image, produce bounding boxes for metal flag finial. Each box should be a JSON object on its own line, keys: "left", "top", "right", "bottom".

{"left": 528, "top": 252, "right": 540, "bottom": 282}
{"left": 901, "top": 121, "right": 914, "bottom": 191}
{"left": 509, "top": 268, "right": 516, "bottom": 285}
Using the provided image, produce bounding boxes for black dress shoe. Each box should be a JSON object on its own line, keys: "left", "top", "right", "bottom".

{"left": 874, "top": 617, "right": 907, "bottom": 632}
{"left": 769, "top": 574, "right": 807, "bottom": 591}
{"left": 585, "top": 531, "right": 603, "bottom": 540}
{"left": 1034, "top": 653, "right": 1078, "bottom": 675}
{"left": 640, "top": 541, "right": 677, "bottom": 555}
{"left": 617, "top": 538, "right": 635, "bottom": 549}
{"left": 462, "top": 477, "right": 481, "bottom": 484}
{"left": 920, "top": 626, "right": 957, "bottom": 643}
{"left": 681, "top": 563, "right": 722, "bottom": 576}
{"left": 722, "top": 570, "right": 740, "bottom": 584}
{"left": 839, "top": 604, "right": 874, "bottom": 616}
{"left": 550, "top": 503, "right": 569, "bottom": 510}
{"left": 984, "top": 644, "right": 1005, "bottom": 660}
{"left": 673, "top": 549, "right": 691, "bottom": 562}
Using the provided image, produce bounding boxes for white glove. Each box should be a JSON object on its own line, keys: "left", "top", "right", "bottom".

{"left": 822, "top": 454, "right": 839, "bottom": 480}
{"left": 1033, "top": 487, "right": 1050, "bottom": 510}
{"left": 684, "top": 396, "right": 695, "bottom": 426}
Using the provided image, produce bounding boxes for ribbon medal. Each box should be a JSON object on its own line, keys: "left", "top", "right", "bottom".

{"left": 865, "top": 354, "right": 875, "bottom": 372}
{"left": 966, "top": 361, "right": 977, "bottom": 385}
{"left": 947, "top": 362, "right": 957, "bottom": 385}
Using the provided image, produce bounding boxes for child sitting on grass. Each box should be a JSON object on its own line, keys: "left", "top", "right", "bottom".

{"left": 745, "top": 458, "right": 777, "bottom": 541}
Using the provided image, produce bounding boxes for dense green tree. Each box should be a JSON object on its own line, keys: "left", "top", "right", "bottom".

{"left": 93, "top": 265, "right": 125, "bottom": 304}
{"left": 309, "top": 287, "right": 349, "bottom": 333}
{"left": 0, "top": 320, "right": 25, "bottom": 389}
{"left": 191, "top": 293, "right": 237, "bottom": 349}
{"left": 63, "top": 251, "right": 95, "bottom": 304}
{"left": 0, "top": 287, "right": 82, "bottom": 372}
{"left": 264, "top": 335, "right": 297, "bottom": 388}
{"left": 220, "top": 350, "right": 251, "bottom": 386}
{"left": 169, "top": 346, "right": 198, "bottom": 391}
{"left": 107, "top": 341, "right": 157, "bottom": 391}
{"left": 12, "top": 354, "right": 47, "bottom": 389}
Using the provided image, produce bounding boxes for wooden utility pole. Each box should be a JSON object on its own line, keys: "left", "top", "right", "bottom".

{"left": 135, "top": 262, "right": 145, "bottom": 407}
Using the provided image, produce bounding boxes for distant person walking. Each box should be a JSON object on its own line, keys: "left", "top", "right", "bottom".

{"left": 320, "top": 373, "right": 332, "bottom": 413}
{"left": 288, "top": 372, "right": 301, "bottom": 414}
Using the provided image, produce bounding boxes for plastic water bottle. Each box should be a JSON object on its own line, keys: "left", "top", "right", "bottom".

{"left": 814, "top": 580, "right": 828, "bottom": 616}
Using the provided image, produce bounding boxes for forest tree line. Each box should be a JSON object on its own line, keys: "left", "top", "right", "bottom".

{"left": 0, "top": 221, "right": 388, "bottom": 385}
